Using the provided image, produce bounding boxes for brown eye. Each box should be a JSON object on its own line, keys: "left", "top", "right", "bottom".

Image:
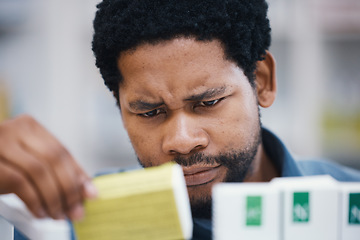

{"left": 197, "top": 97, "right": 224, "bottom": 107}
{"left": 200, "top": 99, "right": 219, "bottom": 106}
{"left": 139, "top": 109, "right": 163, "bottom": 118}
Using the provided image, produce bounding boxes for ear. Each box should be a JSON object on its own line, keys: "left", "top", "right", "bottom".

{"left": 255, "top": 51, "right": 277, "bottom": 108}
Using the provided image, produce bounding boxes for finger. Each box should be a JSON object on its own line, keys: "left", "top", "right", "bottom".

{"left": 65, "top": 163, "right": 98, "bottom": 220}
{"left": 0, "top": 160, "right": 47, "bottom": 218}
{"left": 72, "top": 161, "right": 98, "bottom": 199}
{"left": 19, "top": 122, "right": 92, "bottom": 218}
{"left": 5, "top": 115, "right": 95, "bottom": 220}
{"left": 1, "top": 145, "right": 64, "bottom": 219}
{"left": 38, "top": 145, "right": 98, "bottom": 221}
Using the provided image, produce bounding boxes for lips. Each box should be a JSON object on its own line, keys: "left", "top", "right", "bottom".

{"left": 182, "top": 165, "right": 221, "bottom": 187}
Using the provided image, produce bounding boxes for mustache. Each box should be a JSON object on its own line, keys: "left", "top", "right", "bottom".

{"left": 173, "top": 152, "right": 239, "bottom": 168}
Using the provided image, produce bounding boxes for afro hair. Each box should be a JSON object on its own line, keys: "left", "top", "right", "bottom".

{"left": 92, "top": 0, "right": 271, "bottom": 98}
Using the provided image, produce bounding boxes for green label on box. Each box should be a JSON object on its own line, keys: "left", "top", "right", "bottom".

{"left": 246, "top": 196, "right": 262, "bottom": 226}
{"left": 349, "top": 193, "right": 360, "bottom": 224}
{"left": 293, "top": 192, "right": 310, "bottom": 223}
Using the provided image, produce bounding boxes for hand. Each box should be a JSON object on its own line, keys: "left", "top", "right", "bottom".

{"left": 0, "top": 115, "right": 97, "bottom": 221}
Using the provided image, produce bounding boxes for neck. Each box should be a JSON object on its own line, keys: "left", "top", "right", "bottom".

{"left": 243, "top": 143, "right": 279, "bottom": 182}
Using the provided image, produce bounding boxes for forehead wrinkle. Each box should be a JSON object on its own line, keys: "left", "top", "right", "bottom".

{"left": 118, "top": 38, "right": 242, "bottom": 112}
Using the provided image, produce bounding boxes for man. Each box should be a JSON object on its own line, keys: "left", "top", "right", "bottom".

{"left": 93, "top": 0, "right": 277, "bottom": 222}
{"left": 0, "top": 0, "right": 359, "bottom": 239}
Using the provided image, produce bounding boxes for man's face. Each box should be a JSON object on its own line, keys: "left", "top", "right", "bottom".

{"left": 117, "top": 38, "right": 261, "bottom": 218}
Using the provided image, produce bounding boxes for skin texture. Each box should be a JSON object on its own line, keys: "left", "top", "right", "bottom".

{"left": 0, "top": 115, "right": 97, "bottom": 220}
{"left": 118, "top": 37, "right": 279, "bottom": 217}
{"left": 0, "top": 37, "right": 277, "bottom": 221}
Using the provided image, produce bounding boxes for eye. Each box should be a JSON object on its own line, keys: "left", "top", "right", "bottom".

{"left": 197, "top": 97, "right": 224, "bottom": 107}
{"left": 138, "top": 108, "right": 164, "bottom": 118}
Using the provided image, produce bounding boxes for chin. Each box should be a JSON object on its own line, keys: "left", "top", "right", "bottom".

{"left": 188, "top": 185, "right": 213, "bottom": 219}
{"left": 186, "top": 177, "right": 225, "bottom": 218}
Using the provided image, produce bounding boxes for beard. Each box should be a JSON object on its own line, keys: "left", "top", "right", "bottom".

{"left": 137, "top": 124, "right": 262, "bottom": 219}
{"left": 173, "top": 128, "right": 261, "bottom": 218}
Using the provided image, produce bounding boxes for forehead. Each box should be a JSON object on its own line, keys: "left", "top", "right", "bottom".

{"left": 118, "top": 38, "right": 228, "bottom": 78}
{"left": 117, "top": 38, "right": 247, "bottom": 104}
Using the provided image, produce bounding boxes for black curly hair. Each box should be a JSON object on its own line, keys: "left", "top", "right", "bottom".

{"left": 92, "top": 0, "right": 271, "bottom": 102}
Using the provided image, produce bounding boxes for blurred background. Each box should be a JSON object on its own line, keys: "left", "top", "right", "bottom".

{"left": 0, "top": 0, "right": 359, "bottom": 176}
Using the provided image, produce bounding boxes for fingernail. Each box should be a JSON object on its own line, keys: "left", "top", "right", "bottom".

{"left": 69, "top": 204, "right": 84, "bottom": 221}
{"left": 55, "top": 212, "right": 66, "bottom": 220}
{"left": 84, "top": 181, "right": 98, "bottom": 199}
{"left": 37, "top": 209, "right": 47, "bottom": 218}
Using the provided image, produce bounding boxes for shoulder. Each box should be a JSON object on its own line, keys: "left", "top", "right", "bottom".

{"left": 296, "top": 159, "right": 360, "bottom": 182}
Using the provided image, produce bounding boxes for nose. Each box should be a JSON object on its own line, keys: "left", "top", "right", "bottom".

{"left": 162, "top": 112, "right": 209, "bottom": 155}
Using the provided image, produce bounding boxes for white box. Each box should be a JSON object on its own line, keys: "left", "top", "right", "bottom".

{"left": 340, "top": 183, "right": 360, "bottom": 240}
{"left": 272, "top": 175, "right": 341, "bottom": 240}
{"left": 213, "top": 182, "right": 281, "bottom": 240}
{"left": 0, "top": 194, "right": 70, "bottom": 240}
{"left": 0, "top": 216, "right": 13, "bottom": 240}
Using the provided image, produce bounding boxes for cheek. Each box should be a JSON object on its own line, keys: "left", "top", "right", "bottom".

{"left": 210, "top": 96, "right": 259, "bottom": 149}
{"left": 125, "top": 120, "right": 164, "bottom": 166}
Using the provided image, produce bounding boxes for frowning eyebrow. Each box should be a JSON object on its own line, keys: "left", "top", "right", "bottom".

{"left": 184, "top": 86, "right": 226, "bottom": 101}
{"left": 128, "top": 86, "right": 227, "bottom": 112}
{"left": 128, "top": 100, "right": 164, "bottom": 112}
